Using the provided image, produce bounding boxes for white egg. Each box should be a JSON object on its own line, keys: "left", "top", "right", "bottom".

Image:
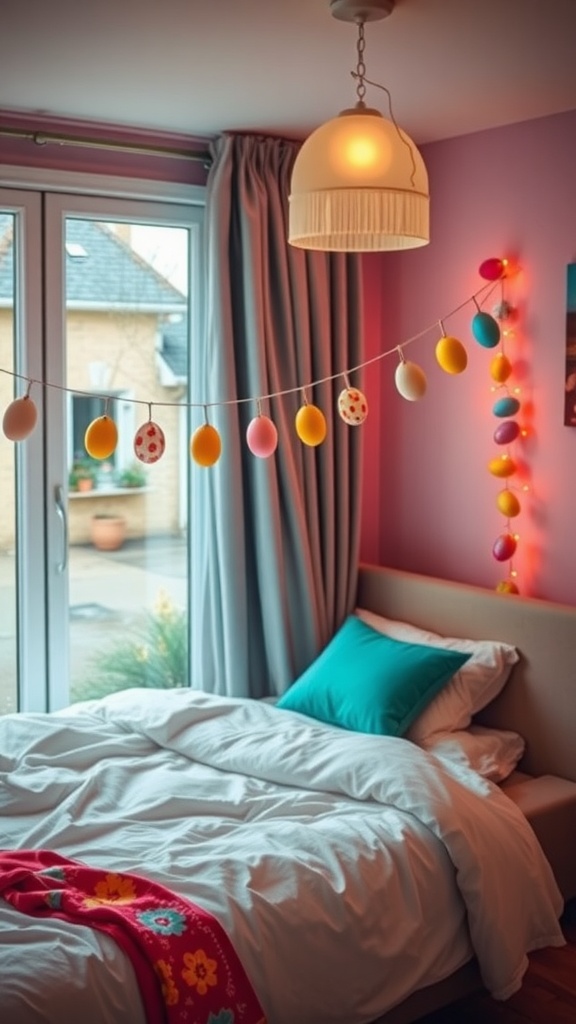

{"left": 395, "top": 361, "right": 427, "bottom": 401}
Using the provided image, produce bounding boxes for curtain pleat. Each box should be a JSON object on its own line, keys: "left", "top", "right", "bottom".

{"left": 190, "top": 133, "right": 363, "bottom": 698}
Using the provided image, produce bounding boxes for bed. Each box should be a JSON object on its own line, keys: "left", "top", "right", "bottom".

{"left": 1, "top": 563, "right": 575, "bottom": 1024}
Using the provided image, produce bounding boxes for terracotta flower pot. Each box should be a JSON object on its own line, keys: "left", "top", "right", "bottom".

{"left": 90, "top": 515, "right": 126, "bottom": 551}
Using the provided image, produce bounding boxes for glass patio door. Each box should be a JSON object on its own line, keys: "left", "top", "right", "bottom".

{"left": 1, "top": 187, "right": 204, "bottom": 712}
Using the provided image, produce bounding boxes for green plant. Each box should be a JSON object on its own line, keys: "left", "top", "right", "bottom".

{"left": 68, "top": 457, "right": 98, "bottom": 490}
{"left": 73, "top": 591, "right": 187, "bottom": 701}
{"left": 117, "top": 462, "right": 147, "bottom": 488}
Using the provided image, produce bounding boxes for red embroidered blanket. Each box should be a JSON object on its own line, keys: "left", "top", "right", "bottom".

{"left": 0, "top": 850, "right": 266, "bottom": 1024}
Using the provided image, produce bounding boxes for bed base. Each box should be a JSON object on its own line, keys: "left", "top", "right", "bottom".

{"left": 356, "top": 564, "right": 576, "bottom": 1024}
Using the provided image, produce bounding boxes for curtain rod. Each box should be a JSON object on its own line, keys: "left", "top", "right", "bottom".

{"left": 0, "top": 126, "right": 212, "bottom": 164}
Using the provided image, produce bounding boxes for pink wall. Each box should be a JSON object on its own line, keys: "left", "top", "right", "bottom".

{"left": 360, "top": 108, "right": 576, "bottom": 605}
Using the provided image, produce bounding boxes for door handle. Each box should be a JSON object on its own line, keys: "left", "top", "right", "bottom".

{"left": 54, "top": 484, "right": 68, "bottom": 574}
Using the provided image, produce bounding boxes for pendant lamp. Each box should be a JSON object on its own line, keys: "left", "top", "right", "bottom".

{"left": 288, "top": 0, "right": 429, "bottom": 252}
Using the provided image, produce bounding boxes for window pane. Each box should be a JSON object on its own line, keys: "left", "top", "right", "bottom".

{"left": 65, "top": 218, "right": 190, "bottom": 704}
{"left": 0, "top": 212, "right": 17, "bottom": 713}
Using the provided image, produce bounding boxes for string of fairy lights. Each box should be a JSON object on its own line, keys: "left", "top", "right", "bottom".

{"left": 477, "top": 258, "right": 526, "bottom": 595}
{"left": 1, "top": 261, "right": 525, "bottom": 591}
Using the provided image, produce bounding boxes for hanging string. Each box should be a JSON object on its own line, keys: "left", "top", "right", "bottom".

{"left": 0, "top": 278, "right": 500, "bottom": 412}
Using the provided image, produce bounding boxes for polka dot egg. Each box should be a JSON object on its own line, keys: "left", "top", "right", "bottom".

{"left": 134, "top": 420, "right": 166, "bottom": 464}
{"left": 338, "top": 387, "right": 368, "bottom": 425}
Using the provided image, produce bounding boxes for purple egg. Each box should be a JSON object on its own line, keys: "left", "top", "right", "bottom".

{"left": 493, "top": 420, "right": 520, "bottom": 445}
{"left": 492, "top": 533, "right": 517, "bottom": 562}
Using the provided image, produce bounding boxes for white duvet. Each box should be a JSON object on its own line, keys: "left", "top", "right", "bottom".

{"left": 0, "top": 688, "right": 565, "bottom": 1024}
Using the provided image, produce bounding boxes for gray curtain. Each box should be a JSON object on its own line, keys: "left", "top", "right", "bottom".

{"left": 190, "top": 133, "right": 363, "bottom": 698}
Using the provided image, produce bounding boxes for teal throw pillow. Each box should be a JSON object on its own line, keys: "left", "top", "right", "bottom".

{"left": 276, "top": 615, "right": 471, "bottom": 737}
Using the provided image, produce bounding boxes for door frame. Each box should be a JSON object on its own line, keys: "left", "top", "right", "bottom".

{"left": 1, "top": 172, "right": 205, "bottom": 712}
{"left": 0, "top": 188, "right": 46, "bottom": 711}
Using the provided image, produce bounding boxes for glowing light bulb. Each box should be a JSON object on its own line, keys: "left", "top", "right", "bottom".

{"left": 345, "top": 136, "right": 379, "bottom": 169}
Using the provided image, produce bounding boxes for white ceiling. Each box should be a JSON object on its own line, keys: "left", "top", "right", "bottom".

{"left": 2, "top": 0, "right": 576, "bottom": 147}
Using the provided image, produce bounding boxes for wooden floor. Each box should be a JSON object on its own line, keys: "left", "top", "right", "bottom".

{"left": 419, "top": 903, "right": 576, "bottom": 1023}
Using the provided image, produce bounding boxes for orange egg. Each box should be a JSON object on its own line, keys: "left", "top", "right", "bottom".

{"left": 496, "top": 489, "right": 521, "bottom": 517}
{"left": 191, "top": 423, "right": 222, "bottom": 466}
{"left": 490, "top": 352, "right": 512, "bottom": 384}
{"left": 435, "top": 336, "right": 468, "bottom": 375}
{"left": 85, "top": 416, "right": 118, "bottom": 459}
{"left": 488, "top": 455, "right": 517, "bottom": 479}
{"left": 295, "top": 404, "right": 327, "bottom": 446}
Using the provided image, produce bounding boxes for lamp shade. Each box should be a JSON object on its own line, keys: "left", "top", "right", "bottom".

{"left": 288, "top": 106, "right": 429, "bottom": 252}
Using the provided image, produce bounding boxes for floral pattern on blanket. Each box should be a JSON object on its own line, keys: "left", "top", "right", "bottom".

{"left": 0, "top": 849, "right": 266, "bottom": 1024}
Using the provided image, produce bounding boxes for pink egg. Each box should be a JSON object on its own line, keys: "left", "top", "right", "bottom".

{"left": 492, "top": 533, "right": 517, "bottom": 562}
{"left": 246, "top": 415, "right": 278, "bottom": 458}
{"left": 134, "top": 420, "right": 166, "bottom": 464}
{"left": 2, "top": 395, "right": 38, "bottom": 441}
{"left": 493, "top": 420, "right": 520, "bottom": 445}
{"left": 337, "top": 387, "right": 368, "bottom": 425}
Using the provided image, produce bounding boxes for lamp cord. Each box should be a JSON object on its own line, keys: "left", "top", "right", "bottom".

{"left": 352, "top": 19, "right": 417, "bottom": 189}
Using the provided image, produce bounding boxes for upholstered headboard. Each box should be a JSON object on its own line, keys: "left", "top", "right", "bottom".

{"left": 356, "top": 564, "right": 576, "bottom": 783}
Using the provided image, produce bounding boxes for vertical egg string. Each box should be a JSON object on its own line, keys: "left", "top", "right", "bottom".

{"left": 478, "top": 258, "right": 523, "bottom": 594}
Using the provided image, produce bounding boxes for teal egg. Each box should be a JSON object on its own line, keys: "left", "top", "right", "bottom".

{"left": 472, "top": 311, "right": 501, "bottom": 348}
{"left": 493, "top": 396, "right": 520, "bottom": 417}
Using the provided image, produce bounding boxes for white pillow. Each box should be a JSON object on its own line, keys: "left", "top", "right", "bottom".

{"left": 354, "top": 609, "right": 519, "bottom": 741}
{"left": 418, "top": 725, "right": 525, "bottom": 783}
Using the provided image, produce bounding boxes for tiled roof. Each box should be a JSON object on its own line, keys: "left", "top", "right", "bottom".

{"left": 0, "top": 212, "right": 189, "bottom": 381}
{"left": 0, "top": 214, "right": 186, "bottom": 310}
{"left": 160, "top": 318, "right": 188, "bottom": 378}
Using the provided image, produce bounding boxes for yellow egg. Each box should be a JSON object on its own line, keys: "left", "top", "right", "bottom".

{"left": 488, "top": 455, "right": 517, "bottom": 478}
{"left": 2, "top": 396, "right": 38, "bottom": 441}
{"left": 496, "top": 580, "right": 519, "bottom": 595}
{"left": 490, "top": 352, "right": 512, "bottom": 384}
{"left": 435, "top": 335, "right": 468, "bottom": 375}
{"left": 295, "top": 403, "right": 327, "bottom": 446}
{"left": 395, "top": 360, "right": 427, "bottom": 400}
{"left": 85, "top": 416, "right": 118, "bottom": 459}
{"left": 496, "top": 489, "right": 521, "bottom": 517}
{"left": 191, "top": 423, "right": 221, "bottom": 466}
